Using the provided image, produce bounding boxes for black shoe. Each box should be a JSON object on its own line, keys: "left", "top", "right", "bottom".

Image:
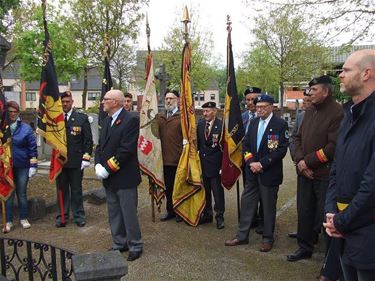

{"left": 216, "top": 219, "right": 225, "bottom": 230}
{"left": 175, "top": 216, "right": 183, "bottom": 223}
{"left": 160, "top": 213, "right": 175, "bottom": 221}
{"left": 288, "top": 232, "right": 297, "bottom": 238}
{"left": 199, "top": 215, "right": 213, "bottom": 225}
{"left": 286, "top": 249, "right": 312, "bottom": 262}
{"left": 76, "top": 221, "right": 86, "bottom": 227}
{"left": 127, "top": 250, "right": 142, "bottom": 261}
{"left": 55, "top": 222, "right": 66, "bottom": 228}
{"left": 108, "top": 246, "right": 129, "bottom": 253}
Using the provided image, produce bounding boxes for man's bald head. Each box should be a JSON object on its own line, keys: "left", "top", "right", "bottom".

{"left": 102, "top": 89, "right": 125, "bottom": 115}
{"left": 340, "top": 49, "right": 375, "bottom": 101}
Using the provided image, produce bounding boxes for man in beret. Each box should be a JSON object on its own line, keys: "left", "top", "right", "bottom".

{"left": 197, "top": 102, "right": 224, "bottom": 229}
{"left": 287, "top": 75, "right": 343, "bottom": 262}
{"left": 225, "top": 94, "right": 288, "bottom": 252}
{"left": 156, "top": 89, "right": 183, "bottom": 222}
{"left": 56, "top": 91, "right": 93, "bottom": 227}
{"left": 123, "top": 92, "right": 133, "bottom": 111}
{"left": 242, "top": 86, "right": 264, "bottom": 233}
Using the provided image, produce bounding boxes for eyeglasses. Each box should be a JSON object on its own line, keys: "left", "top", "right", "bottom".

{"left": 102, "top": 98, "right": 117, "bottom": 102}
{"left": 8, "top": 110, "right": 19, "bottom": 113}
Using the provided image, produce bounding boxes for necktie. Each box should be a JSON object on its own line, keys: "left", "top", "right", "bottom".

{"left": 205, "top": 122, "right": 210, "bottom": 139}
{"left": 64, "top": 113, "right": 68, "bottom": 123}
{"left": 245, "top": 112, "right": 253, "bottom": 134}
{"left": 167, "top": 111, "right": 173, "bottom": 118}
{"left": 257, "top": 120, "right": 266, "bottom": 151}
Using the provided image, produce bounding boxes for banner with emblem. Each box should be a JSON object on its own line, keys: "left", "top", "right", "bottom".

{"left": 36, "top": 6, "right": 67, "bottom": 182}
{"left": 138, "top": 48, "right": 165, "bottom": 208}
{"left": 0, "top": 70, "right": 14, "bottom": 202}
{"left": 99, "top": 41, "right": 112, "bottom": 128}
{"left": 173, "top": 42, "right": 205, "bottom": 226}
{"left": 220, "top": 20, "right": 245, "bottom": 190}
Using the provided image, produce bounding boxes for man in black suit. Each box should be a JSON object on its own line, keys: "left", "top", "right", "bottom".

{"left": 225, "top": 94, "right": 288, "bottom": 252}
{"left": 56, "top": 91, "right": 93, "bottom": 227}
{"left": 95, "top": 89, "right": 143, "bottom": 261}
{"left": 197, "top": 102, "right": 224, "bottom": 229}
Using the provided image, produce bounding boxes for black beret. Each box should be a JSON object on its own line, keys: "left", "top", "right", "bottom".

{"left": 60, "top": 91, "right": 72, "bottom": 99}
{"left": 244, "top": 87, "right": 262, "bottom": 95}
{"left": 164, "top": 89, "right": 179, "bottom": 98}
{"left": 308, "top": 75, "right": 332, "bottom": 87}
{"left": 201, "top": 101, "right": 216, "bottom": 108}
{"left": 255, "top": 94, "right": 275, "bottom": 105}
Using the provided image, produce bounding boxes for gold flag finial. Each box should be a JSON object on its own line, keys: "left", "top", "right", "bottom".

{"left": 181, "top": 6, "right": 190, "bottom": 43}
{"left": 226, "top": 15, "right": 232, "bottom": 33}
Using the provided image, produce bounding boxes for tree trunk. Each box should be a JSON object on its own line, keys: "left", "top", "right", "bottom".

{"left": 279, "top": 81, "right": 284, "bottom": 116}
{"left": 82, "top": 66, "right": 88, "bottom": 109}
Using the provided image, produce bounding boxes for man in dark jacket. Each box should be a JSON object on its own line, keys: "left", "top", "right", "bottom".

{"left": 197, "top": 101, "right": 224, "bottom": 229}
{"left": 225, "top": 94, "right": 288, "bottom": 252}
{"left": 287, "top": 76, "right": 344, "bottom": 262}
{"left": 324, "top": 49, "right": 375, "bottom": 281}
{"left": 95, "top": 89, "right": 143, "bottom": 261}
{"left": 56, "top": 91, "right": 93, "bottom": 228}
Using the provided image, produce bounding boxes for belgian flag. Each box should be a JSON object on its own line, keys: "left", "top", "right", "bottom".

{"left": 220, "top": 24, "right": 245, "bottom": 189}
{"left": 36, "top": 6, "right": 67, "bottom": 182}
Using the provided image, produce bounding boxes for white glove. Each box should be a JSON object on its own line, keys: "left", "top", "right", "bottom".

{"left": 29, "top": 167, "right": 37, "bottom": 178}
{"left": 95, "top": 164, "right": 109, "bottom": 179}
{"left": 81, "top": 160, "right": 91, "bottom": 170}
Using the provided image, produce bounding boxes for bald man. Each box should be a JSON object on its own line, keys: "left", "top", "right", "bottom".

{"left": 324, "top": 49, "right": 375, "bottom": 281}
{"left": 95, "top": 89, "right": 143, "bottom": 261}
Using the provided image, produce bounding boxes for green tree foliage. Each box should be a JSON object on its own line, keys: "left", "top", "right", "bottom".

{"left": 63, "top": 0, "right": 146, "bottom": 108}
{"left": 158, "top": 12, "right": 215, "bottom": 92}
{"left": 0, "top": 0, "right": 19, "bottom": 34}
{"left": 240, "top": 6, "right": 328, "bottom": 110}
{"left": 13, "top": 3, "right": 84, "bottom": 82}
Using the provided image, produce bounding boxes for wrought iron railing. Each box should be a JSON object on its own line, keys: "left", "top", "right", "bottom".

{"left": 0, "top": 237, "right": 75, "bottom": 281}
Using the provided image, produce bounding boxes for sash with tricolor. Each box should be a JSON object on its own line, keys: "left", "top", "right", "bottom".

{"left": 173, "top": 42, "right": 205, "bottom": 226}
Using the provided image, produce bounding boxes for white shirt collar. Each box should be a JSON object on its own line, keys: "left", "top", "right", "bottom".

{"left": 65, "top": 108, "right": 73, "bottom": 120}
{"left": 259, "top": 112, "right": 273, "bottom": 128}
{"left": 110, "top": 107, "right": 123, "bottom": 126}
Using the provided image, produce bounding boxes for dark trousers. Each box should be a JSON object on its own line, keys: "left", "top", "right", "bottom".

{"left": 341, "top": 259, "right": 375, "bottom": 281}
{"left": 297, "top": 175, "right": 328, "bottom": 252}
{"left": 236, "top": 176, "right": 279, "bottom": 243}
{"left": 242, "top": 165, "right": 263, "bottom": 226}
{"left": 56, "top": 168, "right": 85, "bottom": 224}
{"left": 320, "top": 238, "right": 344, "bottom": 280}
{"left": 202, "top": 175, "right": 225, "bottom": 220}
{"left": 163, "top": 165, "right": 177, "bottom": 215}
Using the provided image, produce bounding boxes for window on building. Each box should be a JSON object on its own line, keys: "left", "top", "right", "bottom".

{"left": 3, "top": 86, "right": 13, "bottom": 92}
{"left": 200, "top": 94, "right": 204, "bottom": 101}
{"left": 88, "top": 91, "right": 101, "bottom": 101}
{"left": 210, "top": 94, "right": 215, "bottom": 100}
{"left": 26, "top": 92, "right": 36, "bottom": 101}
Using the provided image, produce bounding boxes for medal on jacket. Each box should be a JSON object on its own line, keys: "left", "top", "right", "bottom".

{"left": 71, "top": 126, "right": 82, "bottom": 135}
{"left": 267, "top": 134, "right": 279, "bottom": 151}
{"left": 212, "top": 134, "right": 219, "bottom": 148}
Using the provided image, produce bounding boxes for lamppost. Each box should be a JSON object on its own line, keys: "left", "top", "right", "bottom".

{"left": 0, "top": 35, "right": 11, "bottom": 71}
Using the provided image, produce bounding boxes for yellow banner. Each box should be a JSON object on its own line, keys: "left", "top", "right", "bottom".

{"left": 173, "top": 42, "right": 205, "bottom": 226}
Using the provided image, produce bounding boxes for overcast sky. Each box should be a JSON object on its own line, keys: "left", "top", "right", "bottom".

{"left": 136, "top": 0, "right": 254, "bottom": 65}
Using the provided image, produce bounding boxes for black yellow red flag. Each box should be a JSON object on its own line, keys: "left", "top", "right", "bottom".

{"left": 36, "top": 11, "right": 67, "bottom": 182}
{"left": 173, "top": 42, "right": 205, "bottom": 226}
{"left": 0, "top": 70, "right": 14, "bottom": 202}
{"left": 99, "top": 43, "right": 112, "bottom": 127}
{"left": 220, "top": 22, "right": 245, "bottom": 189}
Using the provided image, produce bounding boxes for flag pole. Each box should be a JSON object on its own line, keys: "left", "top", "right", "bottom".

{"left": 236, "top": 180, "right": 241, "bottom": 222}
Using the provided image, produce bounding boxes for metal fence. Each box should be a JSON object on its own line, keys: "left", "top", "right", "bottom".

{"left": 0, "top": 237, "right": 75, "bottom": 281}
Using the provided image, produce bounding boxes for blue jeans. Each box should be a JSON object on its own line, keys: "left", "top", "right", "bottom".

{"left": 6, "top": 168, "right": 30, "bottom": 222}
